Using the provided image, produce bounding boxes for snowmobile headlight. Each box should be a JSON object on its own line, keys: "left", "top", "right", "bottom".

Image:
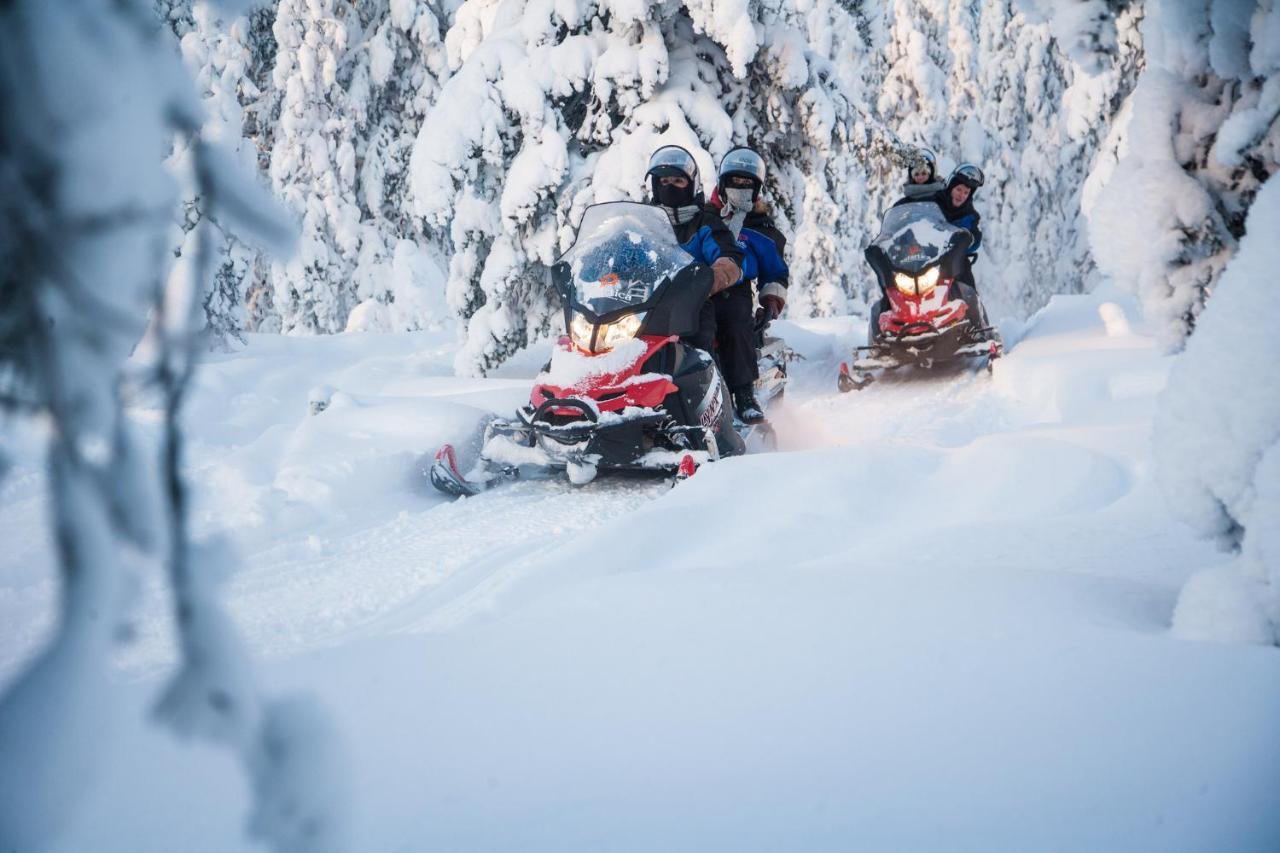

{"left": 569, "top": 313, "right": 596, "bottom": 351}
{"left": 569, "top": 312, "right": 644, "bottom": 353}
{"left": 893, "top": 268, "right": 940, "bottom": 297}
{"left": 916, "top": 266, "right": 940, "bottom": 294}
{"left": 597, "top": 313, "right": 643, "bottom": 351}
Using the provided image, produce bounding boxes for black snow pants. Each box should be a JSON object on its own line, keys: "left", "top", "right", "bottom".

{"left": 952, "top": 254, "right": 989, "bottom": 327}
{"left": 685, "top": 283, "right": 758, "bottom": 390}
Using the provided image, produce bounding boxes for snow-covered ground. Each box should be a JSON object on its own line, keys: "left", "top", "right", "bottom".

{"left": 3, "top": 292, "right": 1279, "bottom": 851}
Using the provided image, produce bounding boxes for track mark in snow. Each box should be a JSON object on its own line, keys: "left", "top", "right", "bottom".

{"left": 368, "top": 475, "right": 673, "bottom": 635}
{"left": 779, "top": 359, "right": 1015, "bottom": 452}
{"left": 116, "top": 474, "right": 670, "bottom": 672}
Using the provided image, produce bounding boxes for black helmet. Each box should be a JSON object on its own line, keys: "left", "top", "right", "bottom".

{"left": 949, "top": 163, "right": 985, "bottom": 191}
{"left": 906, "top": 148, "right": 937, "bottom": 183}
{"left": 717, "top": 146, "right": 766, "bottom": 201}
{"left": 646, "top": 145, "right": 702, "bottom": 208}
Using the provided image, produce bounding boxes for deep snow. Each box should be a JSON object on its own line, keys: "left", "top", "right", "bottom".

{"left": 2, "top": 292, "right": 1278, "bottom": 851}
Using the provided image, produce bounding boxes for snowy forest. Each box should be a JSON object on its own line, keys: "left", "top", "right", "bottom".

{"left": 2, "top": 0, "right": 1279, "bottom": 850}
{"left": 164, "top": 0, "right": 1150, "bottom": 370}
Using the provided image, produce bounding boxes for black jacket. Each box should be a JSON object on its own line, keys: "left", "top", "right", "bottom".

{"left": 931, "top": 189, "right": 982, "bottom": 253}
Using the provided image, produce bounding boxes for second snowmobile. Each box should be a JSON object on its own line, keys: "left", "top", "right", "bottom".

{"left": 838, "top": 201, "right": 1001, "bottom": 392}
{"left": 430, "top": 202, "right": 761, "bottom": 497}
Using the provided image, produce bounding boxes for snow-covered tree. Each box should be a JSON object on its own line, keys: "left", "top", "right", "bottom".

{"left": 1015, "top": 0, "right": 1126, "bottom": 75}
{"left": 162, "top": 0, "right": 1171, "bottom": 369}
{"left": 409, "top": 0, "right": 904, "bottom": 374}
{"left": 1089, "top": 0, "right": 1278, "bottom": 349}
{"left": 170, "top": 0, "right": 277, "bottom": 347}
{"left": 268, "top": 0, "right": 368, "bottom": 333}
{"left": 877, "top": 0, "right": 950, "bottom": 149}
{"left": 225, "top": 0, "right": 456, "bottom": 335}
{"left": 345, "top": 0, "right": 453, "bottom": 332}
{"left": 1139, "top": 1, "right": 1280, "bottom": 645}
{"left": 967, "top": 2, "right": 1143, "bottom": 316}
{"left": 943, "top": 0, "right": 982, "bottom": 156}
{"left": 1157, "top": 174, "right": 1280, "bottom": 646}
{"left": 0, "top": 1, "right": 346, "bottom": 849}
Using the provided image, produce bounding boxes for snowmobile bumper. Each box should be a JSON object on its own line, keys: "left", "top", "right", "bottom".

{"left": 428, "top": 398, "right": 717, "bottom": 496}
{"left": 839, "top": 321, "right": 1003, "bottom": 391}
{"left": 509, "top": 397, "right": 716, "bottom": 467}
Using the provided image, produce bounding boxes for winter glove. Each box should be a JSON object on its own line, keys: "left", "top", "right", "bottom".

{"left": 753, "top": 297, "right": 784, "bottom": 332}
{"left": 710, "top": 257, "right": 740, "bottom": 296}
{"left": 754, "top": 281, "right": 786, "bottom": 329}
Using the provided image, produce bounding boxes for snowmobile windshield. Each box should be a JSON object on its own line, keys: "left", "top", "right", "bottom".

{"left": 873, "top": 202, "right": 970, "bottom": 275}
{"left": 559, "top": 202, "right": 694, "bottom": 319}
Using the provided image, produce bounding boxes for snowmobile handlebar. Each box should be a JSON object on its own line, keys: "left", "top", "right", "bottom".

{"left": 531, "top": 396, "right": 599, "bottom": 424}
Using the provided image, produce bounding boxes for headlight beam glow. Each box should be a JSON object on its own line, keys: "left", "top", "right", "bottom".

{"left": 568, "top": 311, "right": 644, "bottom": 353}
{"left": 893, "top": 266, "right": 942, "bottom": 297}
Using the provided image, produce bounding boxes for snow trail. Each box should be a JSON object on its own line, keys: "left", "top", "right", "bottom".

{"left": 4, "top": 294, "right": 1279, "bottom": 851}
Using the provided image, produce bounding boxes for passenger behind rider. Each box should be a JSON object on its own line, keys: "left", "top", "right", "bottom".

{"left": 708, "top": 146, "right": 789, "bottom": 424}
{"left": 892, "top": 148, "right": 945, "bottom": 207}
{"left": 645, "top": 144, "right": 746, "bottom": 406}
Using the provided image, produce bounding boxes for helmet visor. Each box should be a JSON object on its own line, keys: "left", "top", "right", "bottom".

{"left": 647, "top": 146, "right": 699, "bottom": 184}
{"left": 954, "top": 163, "right": 985, "bottom": 188}
{"left": 718, "top": 147, "right": 766, "bottom": 184}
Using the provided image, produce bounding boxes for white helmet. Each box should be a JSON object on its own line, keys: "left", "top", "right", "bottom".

{"left": 718, "top": 146, "right": 766, "bottom": 200}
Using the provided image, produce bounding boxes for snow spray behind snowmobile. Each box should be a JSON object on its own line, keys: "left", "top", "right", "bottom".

{"left": 838, "top": 201, "right": 1001, "bottom": 392}
{"left": 430, "top": 202, "right": 758, "bottom": 497}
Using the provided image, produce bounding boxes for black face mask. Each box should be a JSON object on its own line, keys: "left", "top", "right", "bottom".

{"left": 653, "top": 179, "right": 695, "bottom": 209}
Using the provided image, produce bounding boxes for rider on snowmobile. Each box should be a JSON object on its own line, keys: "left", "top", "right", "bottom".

{"left": 892, "top": 147, "right": 944, "bottom": 206}
{"left": 932, "top": 163, "right": 990, "bottom": 332}
{"left": 709, "top": 146, "right": 789, "bottom": 424}
{"left": 646, "top": 145, "right": 745, "bottom": 395}
{"left": 646, "top": 145, "right": 742, "bottom": 288}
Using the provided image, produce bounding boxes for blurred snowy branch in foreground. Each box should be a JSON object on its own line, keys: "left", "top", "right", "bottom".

{"left": 0, "top": 1, "right": 347, "bottom": 850}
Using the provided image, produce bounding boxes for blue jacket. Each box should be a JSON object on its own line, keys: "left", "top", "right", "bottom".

{"left": 736, "top": 223, "right": 789, "bottom": 288}
{"left": 950, "top": 211, "right": 982, "bottom": 254}
{"left": 667, "top": 205, "right": 743, "bottom": 269}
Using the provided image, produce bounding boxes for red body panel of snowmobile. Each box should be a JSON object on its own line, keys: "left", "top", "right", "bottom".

{"left": 529, "top": 334, "right": 679, "bottom": 416}
{"left": 879, "top": 282, "right": 968, "bottom": 336}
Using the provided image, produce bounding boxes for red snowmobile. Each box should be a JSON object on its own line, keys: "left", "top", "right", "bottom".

{"left": 838, "top": 201, "right": 1001, "bottom": 392}
{"left": 430, "top": 202, "right": 761, "bottom": 497}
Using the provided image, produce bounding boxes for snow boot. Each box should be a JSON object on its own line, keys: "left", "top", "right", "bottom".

{"left": 733, "top": 386, "right": 765, "bottom": 424}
